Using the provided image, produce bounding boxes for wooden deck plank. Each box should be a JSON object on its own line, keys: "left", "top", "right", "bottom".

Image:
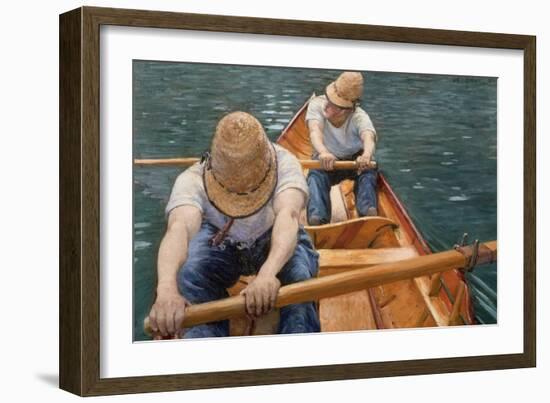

{"left": 318, "top": 246, "right": 418, "bottom": 268}
{"left": 305, "top": 216, "right": 397, "bottom": 249}
{"left": 371, "top": 280, "right": 433, "bottom": 328}
{"left": 320, "top": 290, "right": 377, "bottom": 332}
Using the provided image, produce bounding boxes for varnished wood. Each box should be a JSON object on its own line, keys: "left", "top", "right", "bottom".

{"left": 413, "top": 276, "right": 452, "bottom": 326}
{"left": 374, "top": 279, "right": 430, "bottom": 328}
{"left": 379, "top": 293, "right": 397, "bottom": 308}
{"left": 523, "top": 35, "right": 537, "bottom": 367}
{"left": 59, "top": 8, "right": 83, "bottom": 395}
{"left": 448, "top": 281, "right": 466, "bottom": 326}
{"left": 367, "top": 288, "right": 386, "bottom": 329}
{"left": 83, "top": 6, "right": 533, "bottom": 49}
{"left": 377, "top": 175, "right": 431, "bottom": 255}
{"left": 429, "top": 273, "right": 442, "bottom": 297}
{"left": 378, "top": 176, "right": 476, "bottom": 325}
{"left": 414, "top": 309, "right": 430, "bottom": 328}
{"left": 134, "top": 157, "right": 201, "bottom": 166}
{"left": 59, "top": 5, "right": 536, "bottom": 396}
{"left": 144, "top": 241, "right": 496, "bottom": 333}
{"left": 276, "top": 93, "right": 474, "bottom": 329}
{"left": 81, "top": 6, "right": 102, "bottom": 395}
{"left": 318, "top": 246, "right": 417, "bottom": 276}
{"left": 276, "top": 94, "right": 314, "bottom": 159}
{"left": 305, "top": 216, "right": 397, "bottom": 249}
{"left": 134, "top": 157, "right": 376, "bottom": 170}
{"left": 319, "top": 246, "right": 417, "bottom": 268}
{"left": 320, "top": 291, "right": 377, "bottom": 331}
{"left": 329, "top": 184, "right": 349, "bottom": 222}
{"left": 339, "top": 180, "right": 359, "bottom": 220}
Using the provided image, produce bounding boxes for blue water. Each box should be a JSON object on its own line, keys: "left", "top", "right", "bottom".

{"left": 133, "top": 61, "right": 497, "bottom": 341}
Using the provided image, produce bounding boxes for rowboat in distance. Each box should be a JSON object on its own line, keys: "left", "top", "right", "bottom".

{"left": 274, "top": 95, "right": 477, "bottom": 332}
{"left": 137, "top": 96, "right": 497, "bottom": 339}
{"left": 226, "top": 95, "right": 480, "bottom": 335}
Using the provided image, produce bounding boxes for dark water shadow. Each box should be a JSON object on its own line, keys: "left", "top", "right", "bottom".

{"left": 35, "top": 373, "right": 58, "bottom": 388}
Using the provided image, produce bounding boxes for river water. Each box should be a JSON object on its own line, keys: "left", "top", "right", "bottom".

{"left": 133, "top": 61, "right": 497, "bottom": 341}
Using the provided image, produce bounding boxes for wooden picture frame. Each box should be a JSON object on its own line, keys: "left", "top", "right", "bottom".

{"left": 59, "top": 6, "right": 536, "bottom": 396}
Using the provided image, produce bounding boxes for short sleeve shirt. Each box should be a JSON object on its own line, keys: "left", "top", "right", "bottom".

{"left": 305, "top": 95, "right": 377, "bottom": 159}
{"left": 165, "top": 144, "right": 308, "bottom": 244}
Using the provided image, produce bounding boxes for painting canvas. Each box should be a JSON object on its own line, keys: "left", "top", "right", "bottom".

{"left": 132, "top": 61, "right": 497, "bottom": 342}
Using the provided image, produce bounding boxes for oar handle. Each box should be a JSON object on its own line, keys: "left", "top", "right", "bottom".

{"left": 143, "top": 240, "right": 496, "bottom": 337}
{"left": 134, "top": 158, "right": 377, "bottom": 170}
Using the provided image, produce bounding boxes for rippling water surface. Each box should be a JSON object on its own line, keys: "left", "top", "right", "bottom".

{"left": 133, "top": 61, "right": 497, "bottom": 341}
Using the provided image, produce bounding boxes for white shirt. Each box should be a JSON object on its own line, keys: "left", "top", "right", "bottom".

{"left": 305, "top": 95, "right": 377, "bottom": 159}
{"left": 165, "top": 144, "right": 308, "bottom": 244}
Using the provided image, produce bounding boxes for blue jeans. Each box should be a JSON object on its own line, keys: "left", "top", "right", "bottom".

{"left": 307, "top": 168, "right": 378, "bottom": 224}
{"left": 177, "top": 223, "right": 320, "bottom": 338}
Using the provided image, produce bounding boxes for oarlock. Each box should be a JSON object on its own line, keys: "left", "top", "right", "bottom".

{"left": 454, "top": 233, "right": 496, "bottom": 272}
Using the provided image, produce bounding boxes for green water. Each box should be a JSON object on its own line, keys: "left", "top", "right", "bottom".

{"left": 133, "top": 61, "right": 497, "bottom": 341}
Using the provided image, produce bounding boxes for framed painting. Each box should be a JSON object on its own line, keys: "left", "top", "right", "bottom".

{"left": 59, "top": 6, "right": 536, "bottom": 396}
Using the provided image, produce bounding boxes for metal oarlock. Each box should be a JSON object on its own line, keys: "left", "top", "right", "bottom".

{"left": 454, "top": 235, "right": 495, "bottom": 272}
{"left": 464, "top": 239, "right": 480, "bottom": 272}
{"left": 454, "top": 233, "right": 469, "bottom": 249}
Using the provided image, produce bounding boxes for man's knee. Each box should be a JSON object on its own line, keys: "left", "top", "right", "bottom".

{"left": 357, "top": 168, "right": 378, "bottom": 184}
{"left": 279, "top": 250, "right": 317, "bottom": 285}
{"left": 307, "top": 169, "right": 329, "bottom": 186}
{"left": 177, "top": 258, "right": 229, "bottom": 303}
{"left": 308, "top": 216, "right": 323, "bottom": 226}
{"left": 177, "top": 263, "right": 206, "bottom": 302}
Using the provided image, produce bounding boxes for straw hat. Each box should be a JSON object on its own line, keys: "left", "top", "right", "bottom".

{"left": 203, "top": 112, "right": 277, "bottom": 218}
{"left": 325, "top": 72, "right": 364, "bottom": 109}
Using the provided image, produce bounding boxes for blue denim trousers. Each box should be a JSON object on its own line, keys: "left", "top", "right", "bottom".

{"left": 307, "top": 168, "right": 378, "bottom": 224}
{"left": 177, "top": 223, "right": 321, "bottom": 338}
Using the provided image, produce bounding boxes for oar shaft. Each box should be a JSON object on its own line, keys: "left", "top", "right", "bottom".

{"left": 134, "top": 158, "right": 377, "bottom": 170}
{"left": 144, "top": 241, "right": 496, "bottom": 335}
{"left": 300, "top": 160, "right": 377, "bottom": 170}
{"left": 134, "top": 157, "right": 200, "bottom": 166}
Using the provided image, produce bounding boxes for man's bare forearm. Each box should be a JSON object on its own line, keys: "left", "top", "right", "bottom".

{"left": 239, "top": 188, "right": 305, "bottom": 317}
{"left": 362, "top": 130, "right": 376, "bottom": 158}
{"left": 156, "top": 205, "right": 202, "bottom": 295}
{"left": 149, "top": 205, "right": 202, "bottom": 335}
{"left": 260, "top": 207, "right": 300, "bottom": 277}
{"left": 260, "top": 189, "right": 305, "bottom": 277}
{"left": 156, "top": 222, "right": 189, "bottom": 294}
{"left": 309, "top": 121, "right": 329, "bottom": 155}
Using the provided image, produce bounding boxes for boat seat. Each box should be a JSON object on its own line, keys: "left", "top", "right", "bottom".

{"left": 318, "top": 245, "right": 418, "bottom": 277}
{"left": 331, "top": 179, "right": 360, "bottom": 223}
{"left": 305, "top": 216, "right": 398, "bottom": 249}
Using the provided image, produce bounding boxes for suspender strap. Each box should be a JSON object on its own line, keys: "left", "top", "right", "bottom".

{"left": 209, "top": 218, "right": 235, "bottom": 247}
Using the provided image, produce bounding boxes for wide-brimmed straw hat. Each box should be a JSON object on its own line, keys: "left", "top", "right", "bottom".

{"left": 325, "top": 71, "right": 364, "bottom": 109}
{"left": 203, "top": 112, "right": 277, "bottom": 218}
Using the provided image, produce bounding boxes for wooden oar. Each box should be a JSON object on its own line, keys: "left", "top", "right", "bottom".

{"left": 144, "top": 240, "right": 496, "bottom": 336}
{"left": 134, "top": 158, "right": 377, "bottom": 170}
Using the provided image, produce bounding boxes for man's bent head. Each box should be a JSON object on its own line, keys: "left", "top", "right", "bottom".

{"left": 203, "top": 112, "right": 277, "bottom": 218}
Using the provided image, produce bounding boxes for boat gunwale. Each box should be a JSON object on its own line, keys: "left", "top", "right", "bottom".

{"left": 304, "top": 215, "right": 397, "bottom": 231}
{"left": 275, "top": 94, "right": 477, "bottom": 326}
{"left": 378, "top": 173, "right": 432, "bottom": 255}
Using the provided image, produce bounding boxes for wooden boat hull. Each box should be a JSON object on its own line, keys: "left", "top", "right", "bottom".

{"left": 222, "top": 94, "right": 477, "bottom": 336}
{"left": 140, "top": 96, "right": 485, "bottom": 339}
{"left": 275, "top": 95, "right": 476, "bottom": 332}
